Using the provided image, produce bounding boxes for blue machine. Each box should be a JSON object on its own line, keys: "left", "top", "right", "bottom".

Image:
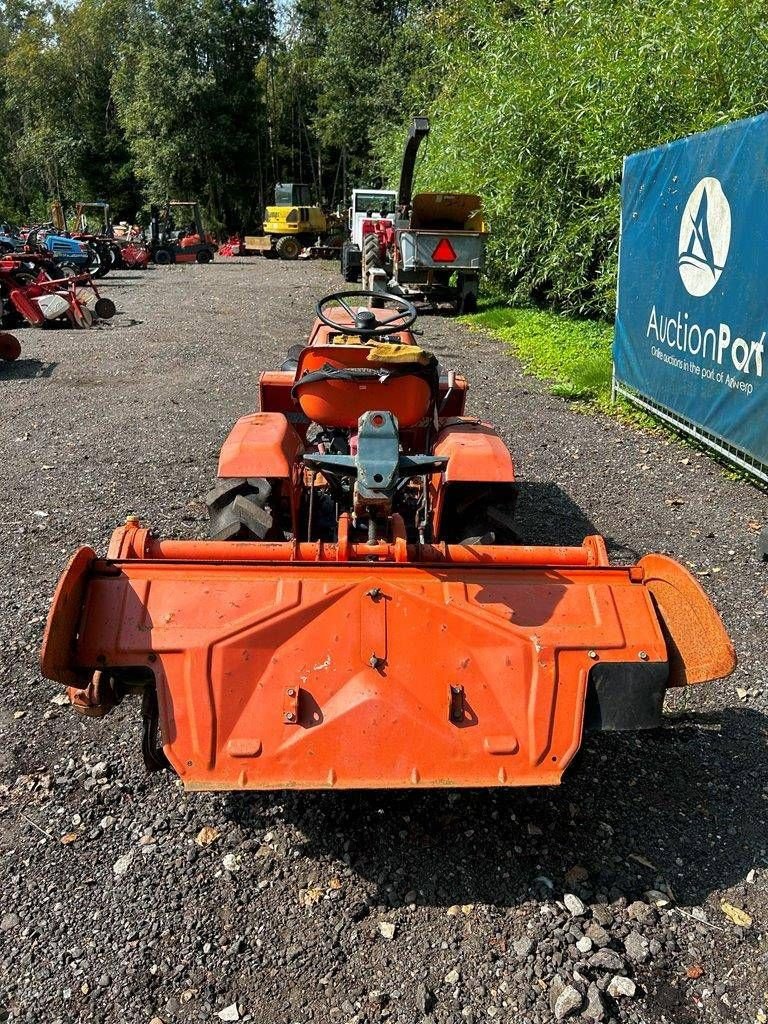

{"left": 614, "top": 112, "right": 768, "bottom": 481}
{"left": 38, "top": 232, "right": 91, "bottom": 271}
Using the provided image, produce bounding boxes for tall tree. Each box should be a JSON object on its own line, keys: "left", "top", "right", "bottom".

{"left": 113, "top": 0, "right": 274, "bottom": 229}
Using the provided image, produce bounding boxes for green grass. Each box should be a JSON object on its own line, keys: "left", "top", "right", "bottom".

{"left": 460, "top": 301, "right": 615, "bottom": 409}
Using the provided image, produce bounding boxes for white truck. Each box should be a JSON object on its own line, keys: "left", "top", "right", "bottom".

{"left": 339, "top": 118, "right": 488, "bottom": 312}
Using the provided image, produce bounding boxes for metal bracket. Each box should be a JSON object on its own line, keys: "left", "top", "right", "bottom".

{"left": 283, "top": 686, "right": 300, "bottom": 724}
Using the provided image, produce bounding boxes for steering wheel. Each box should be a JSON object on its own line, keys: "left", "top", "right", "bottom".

{"left": 316, "top": 290, "right": 417, "bottom": 337}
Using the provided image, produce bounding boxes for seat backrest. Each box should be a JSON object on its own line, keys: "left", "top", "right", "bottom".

{"left": 293, "top": 344, "right": 433, "bottom": 429}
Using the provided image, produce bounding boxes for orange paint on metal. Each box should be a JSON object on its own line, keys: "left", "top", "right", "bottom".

{"left": 433, "top": 419, "right": 515, "bottom": 483}
{"left": 42, "top": 547, "right": 674, "bottom": 790}
{"left": 101, "top": 521, "right": 607, "bottom": 566}
{"left": 293, "top": 345, "right": 432, "bottom": 429}
{"left": 217, "top": 412, "right": 304, "bottom": 478}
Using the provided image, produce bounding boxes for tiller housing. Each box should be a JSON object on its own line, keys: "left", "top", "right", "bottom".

{"left": 42, "top": 291, "right": 735, "bottom": 790}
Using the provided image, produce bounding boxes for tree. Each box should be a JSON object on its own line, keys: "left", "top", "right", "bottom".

{"left": 113, "top": 0, "right": 274, "bottom": 229}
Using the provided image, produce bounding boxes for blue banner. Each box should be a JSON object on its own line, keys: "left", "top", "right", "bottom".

{"left": 614, "top": 113, "right": 768, "bottom": 467}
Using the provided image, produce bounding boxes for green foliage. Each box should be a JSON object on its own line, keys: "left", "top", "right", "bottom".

{"left": 462, "top": 301, "right": 614, "bottom": 406}
{"left": 382, "top": 0, "right": 768, "bottom": 317}
{"left": 112, "top": 0, "right": 272, "bottom": 227}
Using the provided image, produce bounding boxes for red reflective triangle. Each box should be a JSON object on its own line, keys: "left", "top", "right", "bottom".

{"left": 431, "top": 237, "right": 457, "bottom": 262}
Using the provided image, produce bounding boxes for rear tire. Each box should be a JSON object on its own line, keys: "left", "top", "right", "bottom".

{"left": 275, "top": 235, "right": 301, "bottom": 260}
{"left": 206, "top": 477, "right": 275, "bottom": 540}
{"left": 196, "top": 248, "right": 214, "bottom": 264}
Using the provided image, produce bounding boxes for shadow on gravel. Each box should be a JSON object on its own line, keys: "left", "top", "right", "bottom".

{"left": 514, "top": 480, "right": 640, "bottom": 560}
{"left": 224, "top": 708, "right": 766, "bottom": 910}
{"left": 1, "top": 358, "right": 57, "bottom": 379}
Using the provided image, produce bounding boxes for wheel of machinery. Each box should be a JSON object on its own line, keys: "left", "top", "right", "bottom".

{"left": 0, "top": 331, "right": 21, "bottom": 361}
{"left": 109, "top": 243, "right": 124, "bottom": 269}
{"left": 275, "top": 235, "right": 301, "bottom": 260}
{"left": 205, "top": 477, "right": 276, "bottom": 541}
{"left": 196, "top": 248, "right": 214, "bottom": 264}
{"left": 95, "top": 297, "right": 117, "bottom": 320}
{"left": 153, "top": 248, "right": 173, "bottom": 265}
{"left": 57, "top": 262, "right": 78, "bottom": 278}
{"left": 93, "top": 242, "right": 111, "bottom": 278}
{"left": 341, "top": 242, "right": 360, "bottom": 283}
{"left": 363, "top": 234, "right": 382, "bottom": 270}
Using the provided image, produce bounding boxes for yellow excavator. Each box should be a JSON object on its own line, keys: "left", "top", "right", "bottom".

{"left": 248, "top": 183, "right": 329, "bottom": 260}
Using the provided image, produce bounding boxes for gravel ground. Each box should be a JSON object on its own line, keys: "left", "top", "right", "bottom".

{"left": 0, "top": 260, "right": 766, "bottom": 1024}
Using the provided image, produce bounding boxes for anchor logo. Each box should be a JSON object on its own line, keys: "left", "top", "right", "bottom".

{"left": 678, "top": 177, "right": 731, "bottom": 297}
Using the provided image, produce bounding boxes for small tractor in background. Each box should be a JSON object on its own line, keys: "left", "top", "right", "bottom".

{"left": 341, "top": 117, "right": 489, "bottom": 312}
{"left": 50, "top": 202, "right": 114, "bottom": 276}
{"left": 248, "top": 183, "right": 341, "bottom": 260}
{"left": 63, "top": 201, "right": 149, "bottom": 270}
{"left": 148, "top": 201, "right": 217, "bottom": 265}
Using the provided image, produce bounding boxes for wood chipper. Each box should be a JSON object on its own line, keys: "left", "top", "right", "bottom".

{"left": 341, "top": 118, "right": 489, "bottom": 312}
{"left": 41, "top": 291, "right": 735, "bottom": 790}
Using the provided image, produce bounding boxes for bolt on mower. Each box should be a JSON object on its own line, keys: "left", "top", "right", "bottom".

{"left": 0, "top": 252, "right": 116, "bottom": 329}
{"left": 41, "top": 290, "right": 735, "bottom": 790}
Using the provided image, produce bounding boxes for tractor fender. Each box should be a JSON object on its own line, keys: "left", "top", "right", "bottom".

{"left": 217, "top": 412, "right": 304, "bottom": 479}
{"left": 433, "top": 418, "right": 515, "bottom": 483}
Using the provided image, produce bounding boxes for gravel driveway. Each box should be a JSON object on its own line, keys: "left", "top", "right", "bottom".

{"left": 1, "top": 260, "right": 766, "bottom": 1024}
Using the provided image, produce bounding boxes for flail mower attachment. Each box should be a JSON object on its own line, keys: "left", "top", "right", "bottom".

{"left": 41, "top": 291, "right": 735, "bottom": 791}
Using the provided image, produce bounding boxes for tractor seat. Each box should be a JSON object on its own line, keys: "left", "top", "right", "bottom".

{"left": 292, "top": 344, "right": 436, "bottom": 429}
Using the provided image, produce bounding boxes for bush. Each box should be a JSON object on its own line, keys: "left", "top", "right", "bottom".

{"left": 382, "top": 0, "right": 768, "bottom": 317}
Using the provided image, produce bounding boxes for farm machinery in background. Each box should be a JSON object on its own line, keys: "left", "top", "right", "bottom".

{"left": 0, "top": 222, "right": 104, "bottom": 279}
{"left": 51, "top": 201, "right": 149, "bottom": 271}
{"left": 148, "top": 201, "right": 217, "bottom": 265}
{"left": 41, "top": 290, "right": 734, "bottom": 790}
{"left": 341, "top": 117, "right": 488, "bottom": 312}
{"left": 222, "top": 183, "right": 343, "bottom": 261}
{"left": 0, "top": 248, "right": 116, "bottom": 329}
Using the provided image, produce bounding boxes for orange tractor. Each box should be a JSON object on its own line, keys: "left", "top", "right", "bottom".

{"left": 42, "top": 291, "right": 735, "bottom": 790}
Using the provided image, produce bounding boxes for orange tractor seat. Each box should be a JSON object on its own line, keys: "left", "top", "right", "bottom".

{"left": 292, "top": 343, "right": 434, "bottom": 429}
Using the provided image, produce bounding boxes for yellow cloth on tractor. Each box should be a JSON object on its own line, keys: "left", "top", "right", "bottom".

{"left": 367, "top": 342, "right": 432, "bottom": 365}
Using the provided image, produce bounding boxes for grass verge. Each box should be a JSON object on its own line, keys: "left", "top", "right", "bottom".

{"left": 459, "top": 301, "right": 615, "bottom": 409}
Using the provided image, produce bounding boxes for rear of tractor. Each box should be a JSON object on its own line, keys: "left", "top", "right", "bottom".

{"left": 41, "top": 291, "right": 735, "bottom": 791}
{"left": 352, "top": 119, "right": 488, "bottom": 311}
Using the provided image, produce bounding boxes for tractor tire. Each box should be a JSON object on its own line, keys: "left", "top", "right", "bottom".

{"left": 363, "top": 234, "right": 381, "bottom": 269}
{"left": 196, "top": 248, "right": 214, "bottom": 264}
{"left": 86, "top": 245, "right": 102, "bottom": 276}
{"left": 109, "top": 243, "right": 124, "bottom": 269}
{"left": 341, "top": 242, "right": 361, "bottom": 282}
{"left": 153, "top": 248, "right": 173, "bottom": 265}
{"left": 275, "top": 235, "right": 301, "bottom": 260}
{"left": 458, "top": 291, "right": 478, "bottom": 314}
{"left": 57, "top": 262, "right": 79, "bottom": 278}
{"left": 92, "top": 242, "right": 111, "bottom": 278}
{"left": 206, "top": 477, "right": 275, "bottom": 541}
